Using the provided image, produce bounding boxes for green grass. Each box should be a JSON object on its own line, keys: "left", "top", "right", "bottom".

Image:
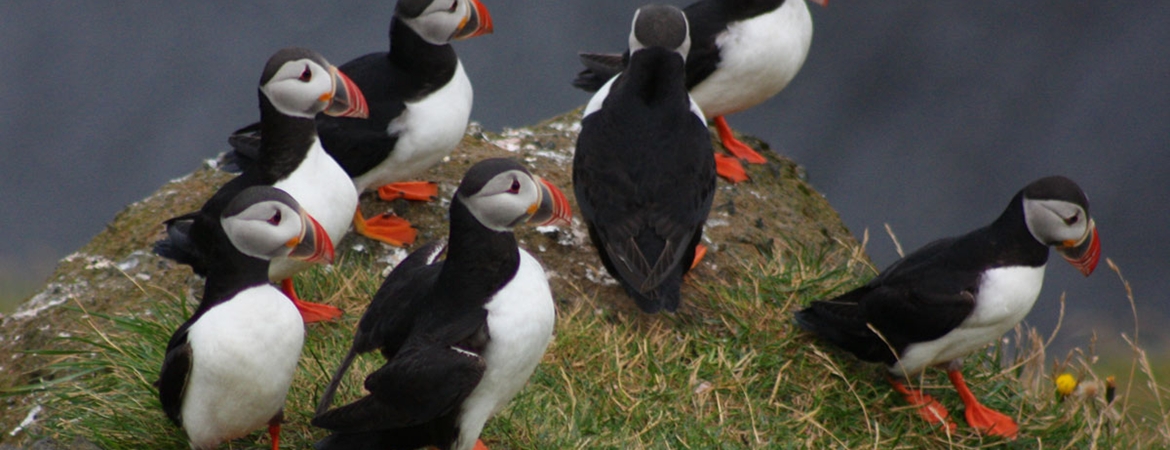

{"left": 8, "top": 240, "right": 1170, "bottom": 449}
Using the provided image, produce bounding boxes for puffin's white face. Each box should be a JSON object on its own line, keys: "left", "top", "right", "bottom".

{"left": 260, "top": 58, "right": 335, "bottom": 119}
{"left": 460, "top": 169, "right": 547, "bottom": 232}
{"left": 1023, "top": 198, "right": 1093, "bottom": 247}
{"left": 222, "top": 199, "right": 309, "bottom": 261}
{"left": 402, "top": 0, "right": 492, "bottom": 45}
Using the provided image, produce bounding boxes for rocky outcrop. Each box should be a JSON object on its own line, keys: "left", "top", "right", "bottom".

{"left": 0, "top": 109, "right": 861, "bottom": 443}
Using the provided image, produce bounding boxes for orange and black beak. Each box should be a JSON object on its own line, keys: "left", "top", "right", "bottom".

{"left": 287, "top": 212, "right": 335, "bottom": 265}
{"left": 453, "top": 0, "right": 494, "bottom": 40}
{"left": 1056, "top": 219, "right": 1100, "bottom": 276}
{"left": 322, "top": 66, "right": 368, "bottom": 119}
{"left": 528, "top": 176, "right": 572, "bottom": 227}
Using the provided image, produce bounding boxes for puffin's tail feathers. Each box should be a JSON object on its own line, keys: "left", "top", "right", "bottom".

{"left": 220, "top": 122, "right": 262, "bottom": 173}
{"left": 152, "top": 213, "right": 208, "bottom": 276}
{"left": 572, "top": 52, "right": 626, "bottom": 92}
{"left": 316, "top": 347, "right": 359, "bottom": 417}
{"left": 794, "top": 299, "right": 896, "bottom": 365}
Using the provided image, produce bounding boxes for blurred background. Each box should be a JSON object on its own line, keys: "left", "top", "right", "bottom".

{"left": 1, "top": 1, "right": 1166, "bottom": 358}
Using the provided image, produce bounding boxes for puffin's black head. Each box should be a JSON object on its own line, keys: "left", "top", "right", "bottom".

{"left": 1018, "top": 176, "right": 1100, "bottom": 276}
{"left": 455, "top": 158, "right": 572, "bottom": 232}
{"left": 629, "top": 4, "right": 690, "bottom": 59}
{"left": 220, "top": 186, "right": 334, "bottom": 264}
{"left": 257, "top": 47, "right": 368, "bottom": 120}
{"left": 395, "top": 0, "right": 493, "bottom": 44}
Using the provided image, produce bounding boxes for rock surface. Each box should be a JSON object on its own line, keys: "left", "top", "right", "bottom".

{"left": 0, "top": 109, "right": 861, "bottom": 443}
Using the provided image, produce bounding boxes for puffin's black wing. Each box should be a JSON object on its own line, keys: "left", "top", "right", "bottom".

{"left": 312, "top": 340, "right": 486, "bottom": 433}
{"left": 571, "top": 51, "right": 629, "bottom": 92}
{"left": 316, "top": 52, "right": 409, "bottom": 179}
{"left": 155, "top": 324, "right": 193, "bottom": 427}
{"left": 681, "top": 0, "right": 728, "bottom": 89}
{"left": 797, "top": 236, "right": 980, "bottom": 364}
{"left": 316, "top": 241, "right": 445, "bottom": 416}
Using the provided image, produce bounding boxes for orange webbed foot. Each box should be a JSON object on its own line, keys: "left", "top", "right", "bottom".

{"left": 714, "top": 153, "right": 749, "bottom": 183}
{"left": 714, "top": 116, "right": 767, "bottom": 164}
{"left": 377, "top": 181, "right": 438, "bottom": 202}
{"left": 354, "top": 210, "right": 418, "bottom": 247}
{"left": 472, "top": 440, "right": 489, "bottom": 450}
{"left": 889, "top": 377, "right": 957, "bottom": 432}
{"left": 948, "top": 369, "right": 1018, "bottom": 439}
{"left": 281, "top": 278, "right": 343, "bottom": 323}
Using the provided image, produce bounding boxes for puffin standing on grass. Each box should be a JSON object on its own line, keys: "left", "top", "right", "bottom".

{"left": 795, "top": 176, "right": 1101, "bottom": 439}
{"left": 230, "top": 0, "right": 494, "bottom": 247}
{"left": 573, "top": 4, "right": 716, "bottom": 313}
{"left": 157, "top": 47, "right": 367, "bottom": 323}
{"left": 312, "top": 158, "right": 572, "bottom": 450}
{"left": 157, "top": 186, "right": 334, "bottom": 450}
{"left": 573, "top": 0, "right": 826, "bottom": 183}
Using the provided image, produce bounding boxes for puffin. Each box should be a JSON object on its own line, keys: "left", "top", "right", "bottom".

{"left": 229, "top": 0, "right": 494, "bottom": 247}
{"left": 311, "top": 158, "right": 572, "bottom": 450}
{"left": 156, "top": 186, "right": 335, "bottom": 450}
{"left": 156, "top": 47, "right": 367, "bottom": 323}
{"left": 572, "top": 0, "right": 826, "bottom": 183}
{"left": 795, "top": 176, "right": 1102, "bottom": 439}
{"left": 573, "top": 4, "right": 716, "bottom": 314}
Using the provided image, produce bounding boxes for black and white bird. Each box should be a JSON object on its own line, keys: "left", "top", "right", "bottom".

{"left": 157, "top": 186, "right": 335, "bottom": 450}
{"left": 229, "top": 0, "right": 494, "bottom": 247}
{"left": 312, "top": 158, "right": 571, "bottom": 450}
{"left": 573, "top": 4, "right": 716, "bottom": 314}
{"left": 795, "top": 176, "right": 1101, "bottom": 439}
{"left": 156, "top": 47, "right": 367, "bottom": 323}
{"left": 573, "top": 0, "right": 825, "bottom": 183}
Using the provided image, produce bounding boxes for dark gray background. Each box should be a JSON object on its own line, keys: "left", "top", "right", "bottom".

{"left": 2, "top": 2, "right": 1166, "bottom": 356}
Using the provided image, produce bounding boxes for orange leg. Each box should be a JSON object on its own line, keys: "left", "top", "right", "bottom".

{"left": 690, "top": 243, "right": 708, "bottom": 270}
{"left": 473, "top": 439, "right": 489, "bottom": 450}
{"left": 281, "top": 278, "right": 343, "bottom": 323}
{"left": 947, "top": 368, "right": 1018, "bottom": 439}
{"left": 888, "top": 376, "right": 957, "bottom": 432}
{"left": 377, "top": 181, "right": 439, "bottom": 202}
{"left": 353, "top": 209, "right": 418, "bottom": 247}
{"left": 268, "top": 413, "right": 282, "bottom": 450}
{"left": 713, "top": 116, "right": 767, "bottom": 164}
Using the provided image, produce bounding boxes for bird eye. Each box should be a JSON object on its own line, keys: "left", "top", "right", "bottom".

{"left": 449, "top": 0, "right": 458, "bottom": 12}
{"left": 299, "top": 65, "right": 312, "bottom": 82}
{"left": 508, "top": 178, "right": 521, "bottom": 194}
{"left": 268, "top": 210, "right": 282, "bottom": 225}
{"left": 1063, "top": 213, "right": 1079, "bottom": 226}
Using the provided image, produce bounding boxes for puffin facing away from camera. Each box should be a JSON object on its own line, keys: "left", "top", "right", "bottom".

{"left": 229, "top": 0, "right": 494, "bottom": 247}
{"left": 157, "top": 186, "right": 334, "bottom": 450}
{"left": 573, "top": 0, "right": 826, "bottom": 183}
{"left": 573, "top": 4, "right": 716, "bottom": 313}
{"left": 312, "top": 158, "right": 571, "bottom": 450}
{"left": 795, "top": 176, "right": 1101, "bottom": 439}
{"left": 156, "top": 47, "right": 366, "bottom": 323}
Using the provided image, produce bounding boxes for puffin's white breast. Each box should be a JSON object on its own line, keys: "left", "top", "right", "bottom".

{"left": 891, "top": 265, "right": 1046, "bottom": 376}
{"left": 352, "top": 61, "right": 474, "bottom": 192}
{"left": 270, "top": 140, "right": 357, "bottom": 281}
{"left": 180, "top": 285, "right": 305, "bottom": 449}
{"left": 452, "top": 250, "right": 555, "bottom": 450}
{"left": 688, "top": 0, "right": 813, "bottom": 118}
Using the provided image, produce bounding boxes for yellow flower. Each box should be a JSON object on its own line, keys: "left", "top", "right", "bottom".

{"left": 1056, "top": 373, "right": 1077, "bottom": 396}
